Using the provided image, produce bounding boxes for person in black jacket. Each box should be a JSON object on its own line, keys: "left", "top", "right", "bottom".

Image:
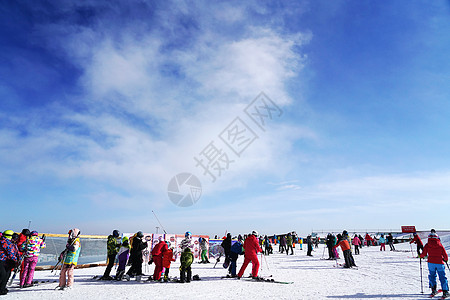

{"left": 387, "top": 233, "right": 395, "bottom": 251}
{"left": 126, "top": 231, "right": 148, "bottom": 280}
{"left": 221, "top": 233, "right": 232, "bottom": 267}
{"left": 307, "top": 235, "right": 313, "bottom": 256}
{"left": 326, "top": 233, "right": 335, "bottom": 260}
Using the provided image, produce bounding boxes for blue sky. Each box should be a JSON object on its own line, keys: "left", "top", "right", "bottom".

{"left": 1, "top": 1, "right": 450, "bottom": 236}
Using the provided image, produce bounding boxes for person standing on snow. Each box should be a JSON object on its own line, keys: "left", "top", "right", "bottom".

{"left": 286, "top": 233, "right": 294, "bottom": 255}
{"left": 352, "top": 234, "right": 361, "bottom": 255}
{"left": 410, "top": 232, "right": 424, "bottom": 257}
{"left": 116, "top": 236, "right": 130, "bottom": 281}
{"left": 326, "top": 233, "right": 335, "bottom": 259}
{"left": 0, "top": 230, "right": 20, "bottom": 296}
{"left": 57, "top": 228, "right": 81, "bottom": 290}
{"left": 179, "top": 248, "right": 194, "bottom": 283}
{"left": 162, "top": 243, "right": 175, "bottom": 282}
{"left": 150, "top": 236, "right": 168, "bottom": 281}
{"left": 387, "top": 233, "right": 395, "bottom": 251}
{"left": 334, "top": 234, "right": 356, "bottom": 268}
{"left": 279, "top": 235, "right": 287, "bottom": 254}
{"left": 20, "top": 231, "right": 46, "bottom": 288}
{"left": 101, "top": 230, "right": 121, "bottom": 280}
{"left": 306, "top": 235, "right": 313, "bottom": 256}
{"left": 221, "top": 233, "right": 232, "bottom": 267}
{"left": 126, "top": 231, "right": 148, "bottom": 281}
{"left": 379, "top": 234, "right": 386, "bottom": 251}
{"left": 420, "top": 231, "right": 448, "bottom": 298}
{"left": 199, "top": 237, "right": 209, "bottom": 263}
{"left": 228, "top": 239, "right": 244, "bottom": 277}
{"left": 237, "top": 230, "right": 263, "bottom": 279}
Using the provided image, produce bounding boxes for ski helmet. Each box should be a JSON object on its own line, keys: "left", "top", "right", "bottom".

{"left": 185, "top": 231, "right": 192, "bottom": 238}
{"left": 342, "top": 230, "right": 348, "bottom": 236}
{"left": 3, "top": 230, "right": 14, "bottom": 239}
{"left": 21, "top": 229, "right": 31, "bottom": 237}
{"left": 136, "top": 231, "right": 144, "bottom": 238}
{"left": 252, "top": 230, "right": 258, "bottom": 236}
{"left": 31, "top": 231, "right": 38, "bottom": 236}
{"left": 113, "top": 230, "right": 120, "bottom": 237}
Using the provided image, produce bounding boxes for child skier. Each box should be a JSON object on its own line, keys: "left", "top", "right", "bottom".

{"left": 0, "top": 230, "right": 20, "bottom": 296}
{"left": 20, "top": 231, "right": 46, "bottom": 288}
{"left": 237, "top": 230, "right": 263, "bottom": 279}
{"left": 57, "top": 228, "right": 81, "bottom": 290}
{"left": 179, "top": 247, "right": 194, "bottom": 283}
{"left": 116, "top": 236, "right": 131, "bottom": 281}
{"left": 162, "top": 243, "right": 175, "bottom": 282}
{"left": 379, "top": 234, "right": 386, "bottom": 251}
{"left": 420, "top": 231, "right": 448, "bottom": 298}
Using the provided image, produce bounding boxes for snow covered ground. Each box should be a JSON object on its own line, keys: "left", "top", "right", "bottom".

{"left": 4, "top": 241, "right": 445, "bottom": 299}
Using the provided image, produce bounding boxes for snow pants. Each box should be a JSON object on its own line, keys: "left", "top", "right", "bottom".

{"left": 229, "top": 253, "right": 238, "bottom": 276}
{"left": 343, "top": 249, "right": 356, "bottom": 268}
{"left": 20, "top": 256, "right": 38, "bottom": 286}
{"left": 327, "top": 246, "right": 334, "bottom": 259}
{"left": 237, "top": 255, "right": 259, "bottom": 278}
{"left": 59, "top": 264, "right": 75, "bottom": 287}
{"left": 103, "top": 253, "right": 116, "bottom": 278}
{"left": 428, "top": 263, "right": 449, "bottom": 291}
{"left": 153, "top": 255, "right": 163, "bottom": 280}
{"left": 180, "top": 265, "right": 192, "bottom": 283}
{"left": 354, "top": 245, "right": 360, "bottom": 255}
{"left": 286, "top": 245, "right": 294, "bottom": 255}
{"left": 116, "top": 251, "right": 129, "bottom": 279}
{"left": 0, "top": 260, "right": 13, "bottom": 294}
{"left": 380, "top": 243, "right": 386, "bottom": 251}
{"left": 201, "top": 250, "right": 209, "bottom": 262}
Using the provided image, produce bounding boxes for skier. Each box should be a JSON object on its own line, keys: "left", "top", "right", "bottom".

{"left": 365, "top": 233, "right": 372, "bottom": 246}
{"left": 410, "top": 232, "right": 424, "bottom": 257}
{"left": 101, "top": 229, "right": 121, "bottom": 280}
{"left": 228, "top": 239, "right": 244, "bottom": 277}
{"left": 115, "top": 236, "right": 130, "bottom": 281}
{"left": 179, "top": 247, "right": 194, "bottom": 283}
{"left": 352, "top": 234, "right": 361, "bottom": 255}
{"left": 162, "top": 243, "right": 175, "bottom": 282}
{"left": 221, "top": 233, "right": 232, "bottom": 267}
{"left": 420, "top": 231, "right": 448, "bottom": 298}
{"left": 150, "top": 236, "right": 168, "bottom": 281}
{"left": 237, "top": 230, "right": 263, "bottom": 279}
{"left": 326, "top": 233, "right": 335, "bottom": 259}
{"left": 57, "top": 228, "right": 81, "bottom": 290}
{"left": 20, "top": 231, "right": 46, "bottom": 288}
{"left": 286, "top": 233, "right": 294, "bottom": 255}
{"left": 199, "top": 237, "right": 209, "bottom": 263}
{"left": 334, "top": 234, "right": 356, "bottom": 268}
{"left": 180, "top": 231, "right": 193, "bottom": 251}
{"left": 306, "top": 235, "right": 313, "bottom": 256}
{"left": 279, "top": 235, "right": 286, "bottom": 253}
{"left": 17, "top": 229, "right": 30, "bottom": 282}
{"left": 379, "top": 234, "right": 386, "bottom": 251}
{"left": 299, "top": 237, "right": 303, "bottom": 250}
{"left": 263, "top": 236, "right": 271, "bottom": 256}
{"left": 0, "top": 230, "right": 19, "bottom": 296}
{"left": 387, "top": 233, "right": 395, "bottom": 251}
{"left": 126, "top": 231, "right": 148, "bottom": 281}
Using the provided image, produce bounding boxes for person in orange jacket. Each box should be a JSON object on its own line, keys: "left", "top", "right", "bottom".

{"left": 334, "top": 234, "right": 356, "bottom": 268}
{"left": 237, "top": 230, "right": 263, "bottom": 279}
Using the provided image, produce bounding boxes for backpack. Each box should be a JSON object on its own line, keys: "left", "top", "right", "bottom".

{"left": 230, "top": 242, "right": 243, "bottom": 255}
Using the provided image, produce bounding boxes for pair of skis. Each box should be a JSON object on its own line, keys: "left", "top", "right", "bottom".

{"left": 428, "top": 289, "right": 449, "bottom": 299}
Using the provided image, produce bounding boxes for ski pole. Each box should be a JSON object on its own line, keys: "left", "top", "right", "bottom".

{"left": 445, "top": 261, "right": 450, "bottom": 272}
{"left": 322, "top": 245, "right": 326, "bottom": 259}
{"left": 409, "top": 242, "right": 414, "bottom": 257}
{"left": 262, "top": 252, "right": 270, "bottom": 271}
{"left": 419, "top": 257, "right": 423, "bottom": 294}
{"left": 152, "top": 210, "right": 167, "bottom": 234}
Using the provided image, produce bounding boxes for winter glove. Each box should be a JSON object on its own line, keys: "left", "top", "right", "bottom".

{"left": 148, "top": 259, "right": 153, "bottom": 265}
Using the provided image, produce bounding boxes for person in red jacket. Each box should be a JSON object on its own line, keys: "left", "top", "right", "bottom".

{"left": 365, "top": 233, "right": 372, "bottom": 246}
{"left": 150, "top": 237, "right": 168, "bottom": 281}
{"left": 237, "top": 230, "right": 262, "bottom": 279}
{"left": 410, "top": 232, "right": 424, "bottom": 257}
{"left": 162, "top": 245, "right": 175, "bottom": 282}
{"left": 334, "top": 234, "right": 356, "bottom": 268}
{"left": 420, "top": 231, "right": 448, "bottom": 298}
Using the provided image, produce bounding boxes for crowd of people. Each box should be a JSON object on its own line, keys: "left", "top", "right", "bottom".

{"left": 0, "top": 227, "right": 448, "bottom": 298}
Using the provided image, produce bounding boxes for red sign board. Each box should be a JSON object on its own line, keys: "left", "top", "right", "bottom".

{"left": 401, "top": 226, "right": 416, "bottom": 233}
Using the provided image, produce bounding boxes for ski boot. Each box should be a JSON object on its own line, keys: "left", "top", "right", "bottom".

{"left": 430, "top": 286, "right": 438, "bottom": 297}
{"left": 442, "top": 290, "right": 449, "bottom": 299}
